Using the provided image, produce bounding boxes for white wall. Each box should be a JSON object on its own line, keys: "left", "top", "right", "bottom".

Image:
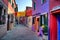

{"left": 27, "top": 16, "right": 32, "bottom": 29}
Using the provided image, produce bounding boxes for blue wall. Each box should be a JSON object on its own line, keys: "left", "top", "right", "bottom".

{"left": 57, "top": 15, "right": 60, "bottom": 40}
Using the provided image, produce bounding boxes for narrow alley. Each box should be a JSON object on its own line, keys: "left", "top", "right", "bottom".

{"left": 1, "top": 24, "right": 39, "bottom": 40}
{"left": 0, "top": 0, "right": 60, "bottom": 40}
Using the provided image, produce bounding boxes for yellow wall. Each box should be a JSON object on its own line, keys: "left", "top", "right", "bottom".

{"left": 17, "top": 11, "right": 26, "bottom": 17}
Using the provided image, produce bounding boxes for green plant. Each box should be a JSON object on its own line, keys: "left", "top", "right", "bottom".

{"left": 43, "top": 25, "right": 48, "bottom": 33}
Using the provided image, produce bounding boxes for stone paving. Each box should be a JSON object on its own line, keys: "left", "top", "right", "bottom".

{"left": 1, "top": 24, "right": 48, "bottom": 40}
{"left": 1, "top": 24, "right": 39, "bottom": 40}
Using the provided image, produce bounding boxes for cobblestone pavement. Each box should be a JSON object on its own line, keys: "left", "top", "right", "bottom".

{"left": 39, "top": 35, "right": 48, "bottom": 40}
{"left": 1, "top": 24, "right": 48, "bottom": 40}
{"left": 1, "top": 24, "right": 39, "bottom": 40}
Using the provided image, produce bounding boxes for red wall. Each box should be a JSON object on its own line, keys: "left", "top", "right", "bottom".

{"left": 50, "top": 13, "right": 57, "bottom": 40}
{"left": 26, "top": 9, "right": 32, "bottom": 16}
{"left": 14, "top": 12, "right": 17, "bottom": 16}
{"left": 50, "top": 0, "right": 60, "bottom": 40}
{"left": 50, "top": 0, "right": 60, "bottom": 10}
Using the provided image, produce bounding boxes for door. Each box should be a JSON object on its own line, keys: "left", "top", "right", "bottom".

{"left": 57, "top": 14, "right": 60, "bottom": 40}
{"left": 7, "top": 15, "right": 10, "bottom": 30}
{"left": 50, "top": 14, "right": 57, "bottom": 40}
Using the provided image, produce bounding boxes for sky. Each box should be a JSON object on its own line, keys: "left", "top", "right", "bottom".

{"left": 15, "top": 0, "right": 32, "bottom": 11}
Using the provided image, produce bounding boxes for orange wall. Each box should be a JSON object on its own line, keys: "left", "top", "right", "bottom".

{"left": 34, "top": 17, "right": 39, "bottom": 32}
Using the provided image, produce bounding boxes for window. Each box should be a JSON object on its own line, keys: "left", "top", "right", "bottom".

{"left": 42, "top": 15, "right": 44, "bottom": 24}
{"left": 41, "top": 0, "right": 46, "bottom": 4}
{"left": 32, "top": 17, "right": 35, "bottom": 24}
{"left": 8, "top": 0, "right": 11, "bottom": 3}
{"left": 34, "top": 2, "right": 36, "bottom": 10}
{"left": 15, "top": 6, "right": 18, "bottom": 12}
{"left": 44, "top": 14, "right": 48, "bottom": 33}
{"left": 40, "top": 14, "right": 48, "bottom": 33}
{"left": 37, "top": 18, "right": 39, "bottom": 21}
{"left": 40, "top": 14, "right": 47, "bottom": 26}
{"left": 44, "top": 14, "right": 48, "bottom": 26}
{"left": 12, "top": 2, "right": 14, "bottom": 8}
{"left": 40, "top": 15, "right": 42, "bottom": 26}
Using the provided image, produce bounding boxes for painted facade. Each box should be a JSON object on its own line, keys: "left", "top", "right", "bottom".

{"left": 26, "top": 7, "right": 32, "bottom": 16}
{"left": 0, "top": 0, "right": 8, "bottom": 38}
{"left": 32, "top": 0, "right": 60, "bottom": 40}
{"left": 26, "top": 7, "right": 32, "bottom": 28}
{"left": 32, "top": 0, "right": 48, "bottom": 35}
{"left": 49, "top": 0, "right": 60, "bottom": 40}
{"left": 7, "top": 0, "right": 17, "bottom": 30}
{"left": 32, "top": 0, "right": 39, "bottom": 33}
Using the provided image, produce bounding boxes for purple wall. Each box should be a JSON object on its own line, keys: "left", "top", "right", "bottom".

{"left": 32, "top": 0, "right": 49, "bottom": 15}
{"left": 32, "top": 0, "right": 41, "bottom": 15}
{"left": 32, "top": 0, "right": 49, "bottom": 39}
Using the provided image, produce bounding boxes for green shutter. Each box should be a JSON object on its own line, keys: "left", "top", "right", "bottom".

{"left": 40, "top": 15, "right": 42, "bottom": 26}
{"left": 43, "top": 14, "right": 48, "bottom": 33}
{"left": 44, "top": 14, "right": 48, "bottom": 25}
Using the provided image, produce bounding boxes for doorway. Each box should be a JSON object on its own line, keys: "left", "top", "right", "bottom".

{"left": 7, "top": 15, "right": 10, "bottom": 30}
{"left": 57, "top": 14, "right": 60, "bottom": 40}
{"left": 50, "top": 10, "right": 60, "bottom": 40}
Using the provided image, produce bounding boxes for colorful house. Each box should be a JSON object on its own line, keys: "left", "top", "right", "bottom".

{"left": 39, "top": 0, "right": 49, "bottom": 35}
{"left": 32, "top": 0, "right": 60, "bottom": 40}
{"left": 26, "top": 7, "right": 32, "bottom": 28}
{"left": 0, "top": 0, "right": 8, "bottom": 38}
{"left": 32, "top": 0, "right": 45, "bottom": 34}
{"left": 7, "top": 0, "right": 17, "bottom": 30}
{"left": 49, "top": 0, "right": 60, "bottom": 40}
